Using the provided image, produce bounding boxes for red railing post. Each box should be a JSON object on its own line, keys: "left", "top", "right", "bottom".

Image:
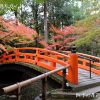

{"left": 68, "top": 46, "right": 78, "bottom": 85}
{"left": 50, "top": 62, "right": 56, "bottom": 68}
{"left": 15, "top": 49, "right": 19, "bottom": 61}
{"left": 35, "top": 49, "right": 40, "bottom": 64}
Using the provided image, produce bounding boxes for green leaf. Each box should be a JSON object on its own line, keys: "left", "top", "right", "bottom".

{"left": 35, "top": 0, "right": 46, "bottom": 3}
{"left": 0, "top": 0, "right": 23, "bottom": 11}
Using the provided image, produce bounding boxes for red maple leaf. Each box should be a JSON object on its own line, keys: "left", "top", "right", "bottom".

{"left": 49, "top": 25, "right": 76, "bottom": 51}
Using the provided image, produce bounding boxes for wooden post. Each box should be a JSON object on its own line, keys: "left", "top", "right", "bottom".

{"left": 89, "top": 60, "right": 92, "bottom": 79}
{"left": 68, "top": 45, "right": 78, "bottom": 85}
{"left": 2, "top": 67, "right": 67, "bottom": 94}
{"left": 62, "top": 69, "right": 66, "bottom": 90}
{"left": 16, "top": 83, "right": 21, "bottom": 100}
{"left": 42, "top": 77, "right": 47, "bottom": 100}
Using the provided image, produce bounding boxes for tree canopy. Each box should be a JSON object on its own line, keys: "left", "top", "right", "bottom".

{"left": 0, "top": 0, "right": 100, "bottom": 56}
{"left": 0, "top": 16, "right": 37, "bottom": 51}
{"left": 75, "top": 13, "right": 100, "bottom": 46}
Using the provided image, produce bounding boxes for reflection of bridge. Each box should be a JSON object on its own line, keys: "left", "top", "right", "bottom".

{"left": 0, "top": 48, "right": 100, "bottom": 98}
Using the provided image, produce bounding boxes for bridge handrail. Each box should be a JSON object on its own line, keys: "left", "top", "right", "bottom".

{"left": 78, "top": 53, "right": 100, "bottom": 62}
{"left": 0, "top": 48, "right": 69, "bottom": 76}
{"left": 0, "top": 47, "right": 100, "bottom": 86}
{"left": 15, "top": 47, "right": 69, "bottom": 65}
{"left": 77, "top": 53, "right": 100, "bottom": 75}
{"left": 61, "top": 51, "right": 100, "bottom": 75}
{"left": 16, "top": 47, "right": 69, "bottom": 60}
{"left": 1, "top": 67, "right": 67, "bottom": 94}
{"left": 0, "top": 48, "right": 100, "bottom": 75}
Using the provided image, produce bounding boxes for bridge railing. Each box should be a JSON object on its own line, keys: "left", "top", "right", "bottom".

{"left": 61, "top": 51, "right": 100, "bottom": 75}
{"left": 0, "top": 47, "right": 79, "bottom": 85}
{"left": 0, "top": 47, "right": 99, "bottom": 85}
{"left": 1, "top": 67, "right": 67, "bottom": 100}
{"left": 78, "top": 53, "right": 100, "bottom": 75}
{"left": 0, "top": 47, "right": 69, "bottom": 77}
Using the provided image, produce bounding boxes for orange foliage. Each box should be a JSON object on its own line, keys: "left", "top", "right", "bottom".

{"left": 0, "top": 17, "right": 37, "bottom": 40}
{"left": 39, "top": 40, "right": 48, "bottom": 47}
{"left": 0, "top": 16, "right": 37, "bottom": 52}
{"left": 48, "top": 25, "right": 76, "bottom": 51}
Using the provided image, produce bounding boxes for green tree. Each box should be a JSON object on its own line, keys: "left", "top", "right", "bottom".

{"left": 75, "top": 13, "right": 100, "bottom": 56}
{"left": 0, "top": 0, "right": 23, "bottom": 18}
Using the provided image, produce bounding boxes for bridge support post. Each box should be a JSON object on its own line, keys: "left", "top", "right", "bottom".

{"left": 89, "top": 60, "right": 92, "bottom": 79}
{"left": 42, "top": 77, "right": 47, "bottom": 100}
{"left": 68, "top": 45, "right": 78, "bottom": 85}
{"left": 62, "top": 69, "right": 66, "bottom": 90}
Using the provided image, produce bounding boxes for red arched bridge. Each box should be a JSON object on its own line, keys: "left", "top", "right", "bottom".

{"left": 0, "top": 47, "right": 100, "bottom": 94}
{"left": 0, "top": 48, "right": 100, "bottom": 100}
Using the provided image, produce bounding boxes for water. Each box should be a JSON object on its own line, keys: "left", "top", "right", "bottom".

{"left": 0, "top": 77, "right": 61, "bottom": 100}
{"left": 0, "top": 80, "right": 42, "bottom": 100}
{"left": 0, "top": 79, "right": 99, "bottom": 100}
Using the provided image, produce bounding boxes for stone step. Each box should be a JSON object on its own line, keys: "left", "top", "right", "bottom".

{"left": 72, "top": 79, "right": 100, "bottom": 92}
{"left": 47, "top": 86, "right": 100, "bottom": 100}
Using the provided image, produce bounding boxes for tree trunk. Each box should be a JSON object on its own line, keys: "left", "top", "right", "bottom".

{"left": 35, "top": 4, "right": 39, "bottom": 34}
{"left": 14, "top": 10, "right": 18, "bottom": 18}
{"left": 31, "top": 3, "right": 39, "bottom": 34}
{"left": 20, "top": 5, "right": 24, "bottom": 24}
{"left": 14, "top": 10, "right": 19, "bottom": 25}
{"left": 44, "top": 1, "right": 48, "bottom": 43}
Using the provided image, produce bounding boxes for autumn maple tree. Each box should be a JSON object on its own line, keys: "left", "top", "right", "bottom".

{"left": 45, "top": 25, "right": 76, "bottom": 51}
{"left": 0, "top": 17, "right": 37, "bottom": 53}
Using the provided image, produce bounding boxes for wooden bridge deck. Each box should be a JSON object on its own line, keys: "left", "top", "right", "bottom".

{"left": 74, "top": 68, "right": 100, "bottom": 91}
{"left": 48, "top": 67, "right": 100, "bottom": 99}
{"left": 78, "top": 68, "right": 100, "bottom": 83}
{"left": 43, "top": 61, "right": 100, "bottom": 91}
